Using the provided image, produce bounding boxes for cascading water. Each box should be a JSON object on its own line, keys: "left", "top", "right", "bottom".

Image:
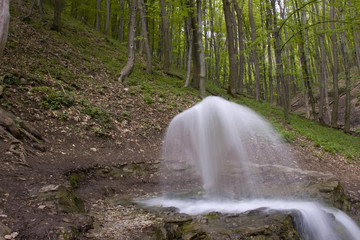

{"left": 141, "top": 96, "right": 360, "bottom": 239}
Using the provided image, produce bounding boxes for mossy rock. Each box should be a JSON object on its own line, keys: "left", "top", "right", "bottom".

{"left": 56, "top": 185, "right": 85, "bottom": 213}
{"left": 69, "top": 172, "right": 87, "bottom": 189}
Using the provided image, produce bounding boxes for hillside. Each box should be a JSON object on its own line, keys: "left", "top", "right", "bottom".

{"left": 0, "top": 2, "right": 360, "bottom": 239}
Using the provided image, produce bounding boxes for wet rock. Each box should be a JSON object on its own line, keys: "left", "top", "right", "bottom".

{"left": 152, "top": 210, "right": 300, "bottom": 240}
{"left": 56, "top": 185, "right": 85, "bottom": 213}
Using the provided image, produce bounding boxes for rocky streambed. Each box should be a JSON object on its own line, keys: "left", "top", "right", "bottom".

{"left": 24, "top": 161, "right": 360, "bottom": 240}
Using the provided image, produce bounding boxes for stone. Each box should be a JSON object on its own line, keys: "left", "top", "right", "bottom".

{"left": 39, "top": 184, "right": 60, "bottom": 193}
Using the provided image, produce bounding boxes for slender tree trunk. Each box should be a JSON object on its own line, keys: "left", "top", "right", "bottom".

{"left": 278, "top": 0, "right": 290, "bottom": 113}
{"left": 138, "top": 0, "right": 152, "bottom": 73}
{"left": 247, "top": 55, "right": 253, "bottom": 95}
{"left": 340, "top": 9, "right": 351, "bottom": 133}
{"left": 52, "top": 0, "right": 63, "bottom": 32}
{"left": 331, "top": 0, "right": 339, "bottom": 127}
{"left": 24, "top": 0, "right": 44, "bottom": 20}
{"left": 0, "top": 0, "right": 10, "bottom": 55}
{"left": 160, "top": 0, "right": 171, "bottom": 72}
{"left": 233, "top": 0, "right": 245, "bottom": 94}
{"left": 105, "top": 0, "right": 110, "bottom": 34}
{"left": 265, "top": 3, "right": 274, "bottom": 103}
{"left": 118, "top": 0, "right": 137, "bottom": 82}
{"left": 184, "top": 17, "right": 193, "bottom": 87}
{"left": 95, "top": 0, "right": 102, "bottom": 31}
{"left": 118, "top": 1, "right": 124, "bottom": 41}
{"left": 316, "top": 2, "right": 331, "bottom": 124}
{"left": 193, "top": 0, "right": 206, "bottom": 97}
{"left": 299, "top": 7, "right": 316, "bottom": 120}
{"left": 353, "top": 28, "right": 360, "bottom": 73}
{"left": 271, "top": 0, "right": 289, "bottom": 121}
{"left": 249, "top": 0, "right": 260, "bottom": 101}
{"left": 223, "top": 0, "right": 238, "bottom": 96}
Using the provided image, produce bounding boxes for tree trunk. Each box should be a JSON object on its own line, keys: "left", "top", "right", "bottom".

{"left": 265, "top": 2, "right": 273, "bottom": 103}
{"left": 233, "top": 0, "right": 245, "bottom": 94}
{"left": 196, "top": 0, "right": 206, "bottom": 98}
{"left": 95, "top": 0, "right": 102, "bottom": 31}
{"left": 24, "top": 0, "right": 43, "bottom": 20}
{"left": 184, "top": 17, "right": 193, "bottom": 87}
{"left": 223, "top": 0, "right": 238, "bottom": 96}
{"left": 330, "top": 0, "right": 339, "bottom": 127}
{"left": 52, "top": 0, "right": 63, "bottom": 32}
{"left": 271, "top": 0, "right": 289, "bottom": 121}
{"left": 118, "top": 0, "right": 137, "bottom": 82}
{"left": 105, "top": 0, "right": 110, "bottom": 35}
{"left": 188, "top": 0, "right": 205, "bottom": 97}
{"left": 249, "top": 0, "right": 260, "bottom": 101}
{"left": 0, "top": 0, "right": 10, "bottom": 55}
{"left": 298, "top": 6, "right": 316, "bottom": 120}
{"left": 119, "top": 0, "right": 125, "bottom": 42}
{"left": 138, "top": 0, "right": 152, "bottom": 73}
{"left": 160, "top": 0, "right": 171, "bottom": 72}
{"left": 353, "top": 28, "right": 360, "bottom": 73}
{"left": 340, "top": 10, "right": 351, "bottom": 133}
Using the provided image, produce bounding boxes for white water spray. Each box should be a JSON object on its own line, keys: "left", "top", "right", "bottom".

{"left": 142, "top": 96, "right": 360, "bottom": 239}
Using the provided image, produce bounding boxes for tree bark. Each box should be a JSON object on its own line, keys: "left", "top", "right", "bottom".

{"left": 160, "top": 0, "right": 171, "bottom": 72}
{"left": 188, "top": 0, "right": 205, "bottom": 97}
{"left": 105, "top": 0, "right": 110, "bottom": 34}
{"left": 233, "top": 0, "right": 245, "bottom": 94}
{"left": 24, "top": 0, "right": 43, "bottom": 20}
{"left": 330, "top": 0, "right": 339, "bottom": 127}
{"left": 249, "top": 0, "right": 261, "bottom": 101}
{"left": 223, "top": 0, "right": 238, "bottom": 96}
{"left": 196, "top": 0, "right": 206, "bottom": 98}
{"left": 340, "top": 9, "right": 351, "bottom": 133}
{"left": 184, "top": 17, "right": 193, "bottom": 87}
{"left": 138, "top": 0, "right": 152, "bottom": 73}
{"left": 271, "top": 0, "right": 289, "bottom": 121}
{"left": 298, "top": 6, "right": 316, "bottom": 120}
{"left": 265, "top": 1, "right": 273, "bottom": 103}
{"left": 52, "top": 0, "right": 63, "bottom": 32}
{"left": 118, "top": 0, "right": 137, "bottom": 82}
{"left": 0, "top": 0, "right": 10, "bottom": 55}
{"left": 95, "top": 0, "right": 102, "bottom": 31}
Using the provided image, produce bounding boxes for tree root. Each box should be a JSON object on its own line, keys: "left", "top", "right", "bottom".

{"left": 0, "top": 107, "right": 45, "bottom": 166}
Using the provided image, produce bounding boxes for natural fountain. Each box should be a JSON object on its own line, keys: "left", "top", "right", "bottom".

{"left": 141, "top": 96, "right": 360, "bottom": 239}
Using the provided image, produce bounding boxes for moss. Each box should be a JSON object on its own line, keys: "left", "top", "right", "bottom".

{"left": 56, "top": 185, "right": 85, "bottom": 213}
{"left": 69, "top": 172, "right": 86, "bottom": 189}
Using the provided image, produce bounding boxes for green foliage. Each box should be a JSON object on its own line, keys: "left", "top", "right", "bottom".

{"left": 42, "top": 91, "right": 76, "bottom": 110}
{"left": 143, "top": 93, "right": 154, "bottom": 104}
{"left": 3, "top": 74, "right": 21, "bottom": 85}
{"left": 82, "top": 105, "right": 111, "bottom": 129}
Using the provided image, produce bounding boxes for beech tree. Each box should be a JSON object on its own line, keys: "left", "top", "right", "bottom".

{"left": 223, "top": 0, "right": 238, "bottom": 95}
{"left": 118, "top": 0, "right": 137, "bottom": 82}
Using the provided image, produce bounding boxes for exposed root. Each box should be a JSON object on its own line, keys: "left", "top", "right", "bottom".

{"left": 0, "top": 107, "right": 45, "bottom": 166}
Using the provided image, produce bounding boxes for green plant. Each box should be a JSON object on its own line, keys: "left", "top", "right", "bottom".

{"left": 3, "top": 74, "right": 21, "bottom": 85}
{"left": 58, "top": 113, "right": 69, "bottom": 121}
{"left": 143, "top": 94, "right": 154, "bottom": 104}
{"left": 42, "top": 92, "right": 76, "bottom": 110}
{"left": 93, "top": 127, "right": 106, "bottom": 136}
{"left": 82, "top": 106, "right": 111, "bottom": 128}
